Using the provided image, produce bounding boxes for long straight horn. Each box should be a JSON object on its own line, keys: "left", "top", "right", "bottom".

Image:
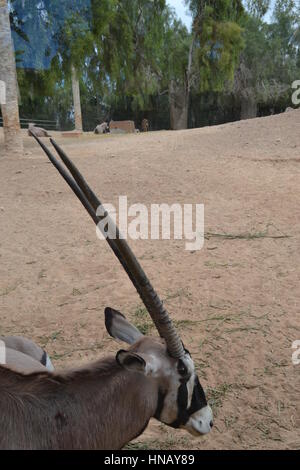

{"left": 30, "top": 131, "right": 185, "bottom": 358}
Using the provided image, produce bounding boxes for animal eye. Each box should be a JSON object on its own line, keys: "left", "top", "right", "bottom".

{"left": 177, "top": 361, "right": 188, "bottom": 376}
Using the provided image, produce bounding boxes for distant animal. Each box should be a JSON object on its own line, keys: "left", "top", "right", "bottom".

{"left": 141, "top": 118, "right": 149, "bottom": 132}
{"left": 285, "top": 107, "right": 294, "bottom": 113}
{"left": 0, "top": 336, "right": 54, "bottom": 372}
{"left": 94, "top": 122, "right": 109, "bottom": 134}
{"left": 0, "top": 134, "right": 213, "bottom": 449}
{"left": 28, "top": 123, "right": 51, "bottom": 138}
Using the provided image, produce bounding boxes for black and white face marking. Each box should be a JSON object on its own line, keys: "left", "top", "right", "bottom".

{"left": 155, "top": 352, "right": 213, "bottom": 436}
{"left": 105, "top": 308, "right": 213, "bottom": 437}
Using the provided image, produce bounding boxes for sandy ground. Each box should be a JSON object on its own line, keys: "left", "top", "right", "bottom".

{"left": 0, "top": 111, "right": 299, "bottom": 450}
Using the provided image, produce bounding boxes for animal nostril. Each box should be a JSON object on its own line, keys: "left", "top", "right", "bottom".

{"left": 210, "top": 421, "right": 213, "bottom": 428}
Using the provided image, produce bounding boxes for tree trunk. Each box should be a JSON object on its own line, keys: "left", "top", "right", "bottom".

{"left": 240, "top": 96, "right": 257, "bottom": 120}
{"left": 71, "top": 65, "right": 83, "bottom": 131}
{"left": 168, "top": 36, "right": 195, "bottom": 131}
{"left": 0, "top": 0, "right": 23, "bottom": 155}
{"left": 169, "top": 81, "right": 189, "bottom": 130}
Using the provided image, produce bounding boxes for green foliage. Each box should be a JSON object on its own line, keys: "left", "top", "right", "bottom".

{"left": 197, "top": 20, "right": 244, "bottom": 91}
{"left": 269, "top": 0, "right": 298, "bottom": 82}
{"left": 234, "top": 0, "right": 300, "bottom": 105}
{"left": 161, "top": 13, "right": 190, "bottom": 86}
{"left": 245, "top": 0, "right": 271, "bottom": 18}
{"left": 106, "top": 0, "right": 168, "bottom": 111}
{"left": 188, "top": 0, "right": 245, "bottom": 92}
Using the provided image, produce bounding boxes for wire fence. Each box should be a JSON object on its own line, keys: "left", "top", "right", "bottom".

{"left": 0, "top": 117, "right": 58, "bottom": 130}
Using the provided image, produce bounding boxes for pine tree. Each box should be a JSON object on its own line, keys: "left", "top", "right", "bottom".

{"left": 92, "top": 0, "right": 168, "bottom": 116}
{"left": 167, "top": 0, "right": 245, "bottom": 129}
{"left": 233, "top": 0, "right": 299, "bottom": 118}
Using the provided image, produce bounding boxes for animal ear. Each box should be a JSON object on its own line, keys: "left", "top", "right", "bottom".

{"left": 116, "top": 349, "right": 146, "bottom": 372}
{"left": 105, "top": 307, "right": 144, "bottom": 345}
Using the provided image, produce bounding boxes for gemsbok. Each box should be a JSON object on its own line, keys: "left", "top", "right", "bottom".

{"left": 141, "top": 118, "right": 149, "bottom": 132}
{"left": 0, "top": 132, "right": 213, "bottom": 449}
{"left": 0, "top": 336, "right": 54, "bottom": 372}
{"left": 94, "top": 122, "right": 109, "bottom": 134}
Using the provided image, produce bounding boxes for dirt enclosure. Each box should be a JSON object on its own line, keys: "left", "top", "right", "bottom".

{"left": 0, "top": 111, "right": 299, "bottom": 449}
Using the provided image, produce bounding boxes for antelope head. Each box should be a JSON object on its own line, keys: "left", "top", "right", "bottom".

{"left": 30, "top": 131, "right": 213, "bottom": 437}
{"left": 105, "top": 307, "right": 213, "bottom": 436}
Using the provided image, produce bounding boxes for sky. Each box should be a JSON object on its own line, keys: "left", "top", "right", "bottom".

{"left": 265, "top": 0, "right": 275, "bottom": 22}
{"left": 167, "top": 0, "right": 192, "bottom": 30}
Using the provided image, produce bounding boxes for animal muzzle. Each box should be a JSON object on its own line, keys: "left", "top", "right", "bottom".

{"left": 184, "top": 405, "right": 213, "bottom": 436}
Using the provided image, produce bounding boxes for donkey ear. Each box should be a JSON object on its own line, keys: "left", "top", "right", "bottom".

{"left": 105, "top": 307, "right": 144, "bottom": 345}
{"left": 116, "top": 349, "right": 146, "bottom": 372}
